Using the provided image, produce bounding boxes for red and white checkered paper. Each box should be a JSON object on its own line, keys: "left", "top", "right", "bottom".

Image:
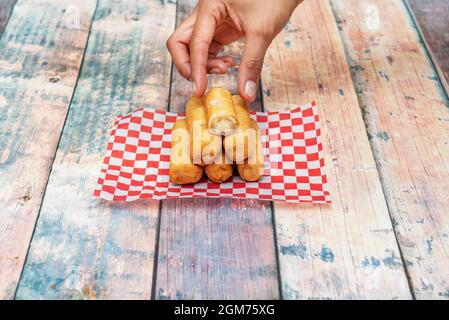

{"left": 94, "top": 101, "right": 331, "bottom": 203}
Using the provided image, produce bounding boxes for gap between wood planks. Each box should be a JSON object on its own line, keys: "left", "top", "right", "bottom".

{"left": 262, "top": 84, "right": 286, "bottom": 301}
{"left": 150, "top": 0, "right": 179, "bottom": 300}
{"left": 0, "top": 0, "right": 17, "bottom": 34}
{"left": 404, "top": 0, "right": 449, "bottom": 98}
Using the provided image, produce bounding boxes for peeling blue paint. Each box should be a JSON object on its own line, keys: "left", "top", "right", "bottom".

{"left": 157, "top": 288, "right": 184, "bottom": 300}
{"left": 426, "top": 237, "right": 433, "bottom": 254}
{"left": 362, "top": 257, "right": 369, "bottom": 268}
{"left": 264, "top": 88, "right": 271, "bottom": 97}
{"left": 382, "top": 251, "right": 402, "bottom": 268}
{"left": 320, "top": 245, "right": 334, "bottom": 263}
{"left": 378, "top": 70, "right": 390, "bottom": 82}
{"left": 282, "top": 283, "right": 301, "bottom": 299}
{"left": 338, "top": 89, "right": 344, "bottom": 96}
{"left": 404, "top": 260, "right": 413, "bottom": 267}
{"left": 362, "top": 256, "right": 381, "bottom": 269}
{"left": 176, "top": 290, "right": 184, "bottom": 299}
{"left": 376, "top": 131, "right": 390, "bottom": 141}
{"left": 248, "top": 265, "right": 277, "bottom": 278}
{"left": 391, "top": 218, "right": 399, "bottom": 227}
{"left": 439, "top": 290, "right": 449, "bottom": 298}
{"left": 350, "top": 65, "right": 365, "bottom": 73}
{"left": 284, "top": 40, "right": 291, "bottom": 49}
{"left": 283, "top": 20, "right": 299, "bottom": 33}
{"left": 280, "top": 243, "right": 307, "bottom": 259}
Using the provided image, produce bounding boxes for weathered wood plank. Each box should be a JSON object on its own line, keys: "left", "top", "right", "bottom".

{"left": 0, "top": 0, "right": 16, "bottom": 33}
{"left": 16, "top": 0, "right": 176, "bottom": 299}
{"left": 407, "top": 0, "right": 449, "bottom": 94}
{"left": 331, "top": 0, "right": 449, "bottom": 299}
{"left": 262, "top": 0, "right": 412, "bottom": 299}
{"left": 0, "top": 0, "right": 97, "bottom": 300}
{"left": 155, "top": 0, "right": 279, "bottom": 300}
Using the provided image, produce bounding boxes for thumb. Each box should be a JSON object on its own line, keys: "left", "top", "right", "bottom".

{"left": 238, "top": 34, "right": 270, "bottom": 102}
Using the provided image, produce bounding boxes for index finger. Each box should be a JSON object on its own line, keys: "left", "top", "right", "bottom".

{"left": 166, "top": 10, "right": 198, "bottom": 80}
{"left": 167, "top": 35, "right": 192, "bottom": 80}
{"left": 190, "top": 6, "right": 221, "bottom": 96}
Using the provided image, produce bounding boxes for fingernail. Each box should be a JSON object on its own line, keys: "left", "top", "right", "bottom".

{"left": 192, "top": 81, "right": 197, "bottom": 94}
{"left": 210, "top": 68, "right": 221, "bottom": 74}
{"left": 244, "top": 80, "right": 257, "bottom": 99}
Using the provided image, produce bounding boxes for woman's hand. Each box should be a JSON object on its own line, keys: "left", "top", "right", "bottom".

{"left": 166, "top": 0, "right": 302, "bottom": 101}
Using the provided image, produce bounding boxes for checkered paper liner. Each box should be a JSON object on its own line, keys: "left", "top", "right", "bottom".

{"left": 94, "top": 101, "right": 331, "bottom": 203}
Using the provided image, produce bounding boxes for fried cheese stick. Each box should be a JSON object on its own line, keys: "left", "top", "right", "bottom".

{"left": 186, "top": 96, "right": 222, "bottom": 165}
{"left": 237, "top": 119, "right": 264, "bottom": 182}
{"left": 223, "top": 95, "right": 252, "bottom": 163}
{"left": 205, "top": 87, "right": 238, "bottom": 136}
{"left": 169, "top": 119, "right": 204, "bottom": 184}
{"left": 204, "top": 150, "right": 233, "bottom": 183}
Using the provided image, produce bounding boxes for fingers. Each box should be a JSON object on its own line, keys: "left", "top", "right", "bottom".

{"left": 166, "top": 12, "right": 197, "bottom": 80}
{"left": 167, "top": 25, "right": 235, "bottom": 79}
{"left": 167, "top": 25, "right": 235, "bottom": 80}
{"left": 238, "top": 34, "right": 270, "bottom": 102}
{"left": 190, "top": 2, "right": 226, "bottom": 96}
{"left": 207, "top": 56, "right": 235, "bottom": 74}
{"left": 207, "top": 41, "right": 235, "bottom": 74}
{"left": 219, "top": 55, "right": 236, "bottom": 67}
{"left": 167, "top": 37, "right": 192, "bottom": 79}
{"left": 207, "top": 59, "right": 227, "bottom": 74}
{"left": 190, "top": 15, "right": 216, "bottom": 96}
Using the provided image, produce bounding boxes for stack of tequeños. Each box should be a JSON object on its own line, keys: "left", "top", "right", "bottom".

{"left": 169, "top": 87, "right": 264, "bottom": 184}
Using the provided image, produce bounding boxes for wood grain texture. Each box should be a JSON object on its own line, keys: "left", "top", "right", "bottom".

{"left": 407, "top": 0, "right": 449, "bottom": 94}
{"left": 155, "top": 0, "right": 280, "bottom": 300}
{"left": 0, "top": 0, "right": 16, "bottom": 33}
{"left": 16, "top": 0, "right": 176, "bottom": 299}
{"left": 0, "top": 0, "right": 97, "bottom": 300}
{"left": 331, "top": 0, "right": 449, "bottom": 299}
{"left": 262, "top": 0, "right": 412, "bottom": 299}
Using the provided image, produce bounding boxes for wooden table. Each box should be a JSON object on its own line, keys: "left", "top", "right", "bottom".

{"left": 1, "top": 0, "right": 448, "bottom": 300}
